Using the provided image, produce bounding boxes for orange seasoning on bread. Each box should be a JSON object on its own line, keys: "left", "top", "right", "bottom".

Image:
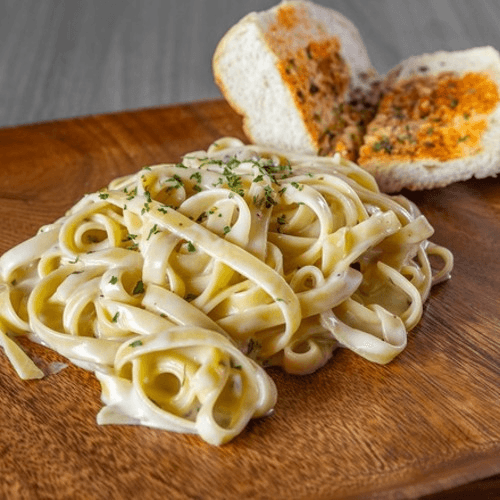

{"left": 358, "top": 72, "right": 500, "bottom": 165}
{"left": 264, "top": 3, "right": 378, "bottom": 160}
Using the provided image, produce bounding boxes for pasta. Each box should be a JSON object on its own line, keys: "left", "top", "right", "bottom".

{"left": 0, "top": 137, "right": 453, "bottom": 445}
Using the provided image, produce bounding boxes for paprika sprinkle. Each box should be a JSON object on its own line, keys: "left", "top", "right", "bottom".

{"left": 358, "top": 71, "right": 500, "bottom": 165}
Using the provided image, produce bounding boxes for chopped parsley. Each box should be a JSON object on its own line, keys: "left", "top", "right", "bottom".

{"left": 147, "top": 224, "right": 160, "bottom": 240}
{"left": 126, "top": 187, "right": 138, "bottom": 200}
{"left": 290, "top": 182, "right": 304, "bottom": 191}
{"left": 164, "top": 174, "right": 184, "bottom": 191}
{"left": 190, "top": 171, "right": 202, "bottom": 183}
{"left": 132, "top": 280, "right": 144, "bottom": 295}
{"left": 124, "top": 234, "right": 139, "bottom": 250}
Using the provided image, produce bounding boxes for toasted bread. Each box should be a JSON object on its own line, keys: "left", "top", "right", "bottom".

{"left": 213, "top": 0, "right": 380, "bottom": 161}
{"left": 358, "top": 46, "right": 500, "bottom": 191}
{"left": 214, "top": 1, "right": 500, "bottom": 192}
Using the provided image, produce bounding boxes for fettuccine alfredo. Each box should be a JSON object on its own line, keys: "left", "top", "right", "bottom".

{"left": 0, "top": 137, "right": 453, "bottom": 445}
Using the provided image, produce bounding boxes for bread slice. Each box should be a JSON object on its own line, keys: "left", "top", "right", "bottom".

{"left": 358, "top": 46, "right": 500, "bottom": 192}
{"left": 214, "top": 2, "right": 500, "bottom": 192}
{"left": 213, "top": 0, "right": 380, "bottom": 161}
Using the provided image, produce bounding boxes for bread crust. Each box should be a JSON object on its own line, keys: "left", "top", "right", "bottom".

{"left": 360, "top": 47, "right": 500, "bottom": 192}
{"left": 213, "top": 1, "right": 378, "bottom": 156}
{"left": 213, "top": 2, "right": 500, "bottom": 192}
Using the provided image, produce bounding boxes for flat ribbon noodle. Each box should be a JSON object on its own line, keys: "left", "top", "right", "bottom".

{"left": 0, "top": 137, "right": 453, "bottom": 444}
{"left": 96, "top": 326, "right": 277, "bottom": 446}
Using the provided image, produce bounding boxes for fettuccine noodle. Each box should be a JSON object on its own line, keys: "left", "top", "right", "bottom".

{"left": 0, "top": 137, "right": 453, "bottom": 445}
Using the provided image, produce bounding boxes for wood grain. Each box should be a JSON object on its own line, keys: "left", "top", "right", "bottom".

{"left": 1, "top": 100, "right": 499, "bottom": 500}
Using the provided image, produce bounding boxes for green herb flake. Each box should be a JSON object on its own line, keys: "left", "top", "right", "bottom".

{"left": 129, "top": 340, "right": 143, "bottom": 348}
{"left": 372, "top": 136, "right": 393, "bottom": 154}
{"left": 109, "top": 276, "right": 118, "bottom": 285}
{"left": 264, "top": 185, "right": 279, "bottom": 206}
{"left": 190, "top": 171, "right": 202, "bottom": 183}
{"left": 112, "top": 312, "right": 119, "bottom": 323}
{"left": 290, "top": 182, "right": 304, "bottom": 191}
{"left": 133, "top": 280, "right": 145, "bottom": 295}
{"left": 126, "top": 187, "right": 138, "bottom": 200}
{"left": 147, "top": 224, "right": 160, "bottom": 240}
{"left": 187, "top": 241, "right": 196, "bottom": 252}
{"left": 165, "top": 174, "right": 184, "bottom": 191}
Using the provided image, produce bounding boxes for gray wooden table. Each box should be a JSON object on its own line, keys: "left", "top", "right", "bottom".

{"left": 1, "top": 0, "right": 500, "bottom": 128}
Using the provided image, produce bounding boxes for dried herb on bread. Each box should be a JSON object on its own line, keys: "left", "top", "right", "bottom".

{"left": 214, "top": 1, "right": 500, "bottom": 192}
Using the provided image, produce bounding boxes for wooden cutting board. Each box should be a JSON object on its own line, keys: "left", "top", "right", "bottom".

{"left": 1, "top": 100, "right": 499, "bottom": 500}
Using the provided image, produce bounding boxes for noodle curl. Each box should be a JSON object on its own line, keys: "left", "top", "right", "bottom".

{"left": 0, "top": 137, "right": 453, "bottom": 444}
